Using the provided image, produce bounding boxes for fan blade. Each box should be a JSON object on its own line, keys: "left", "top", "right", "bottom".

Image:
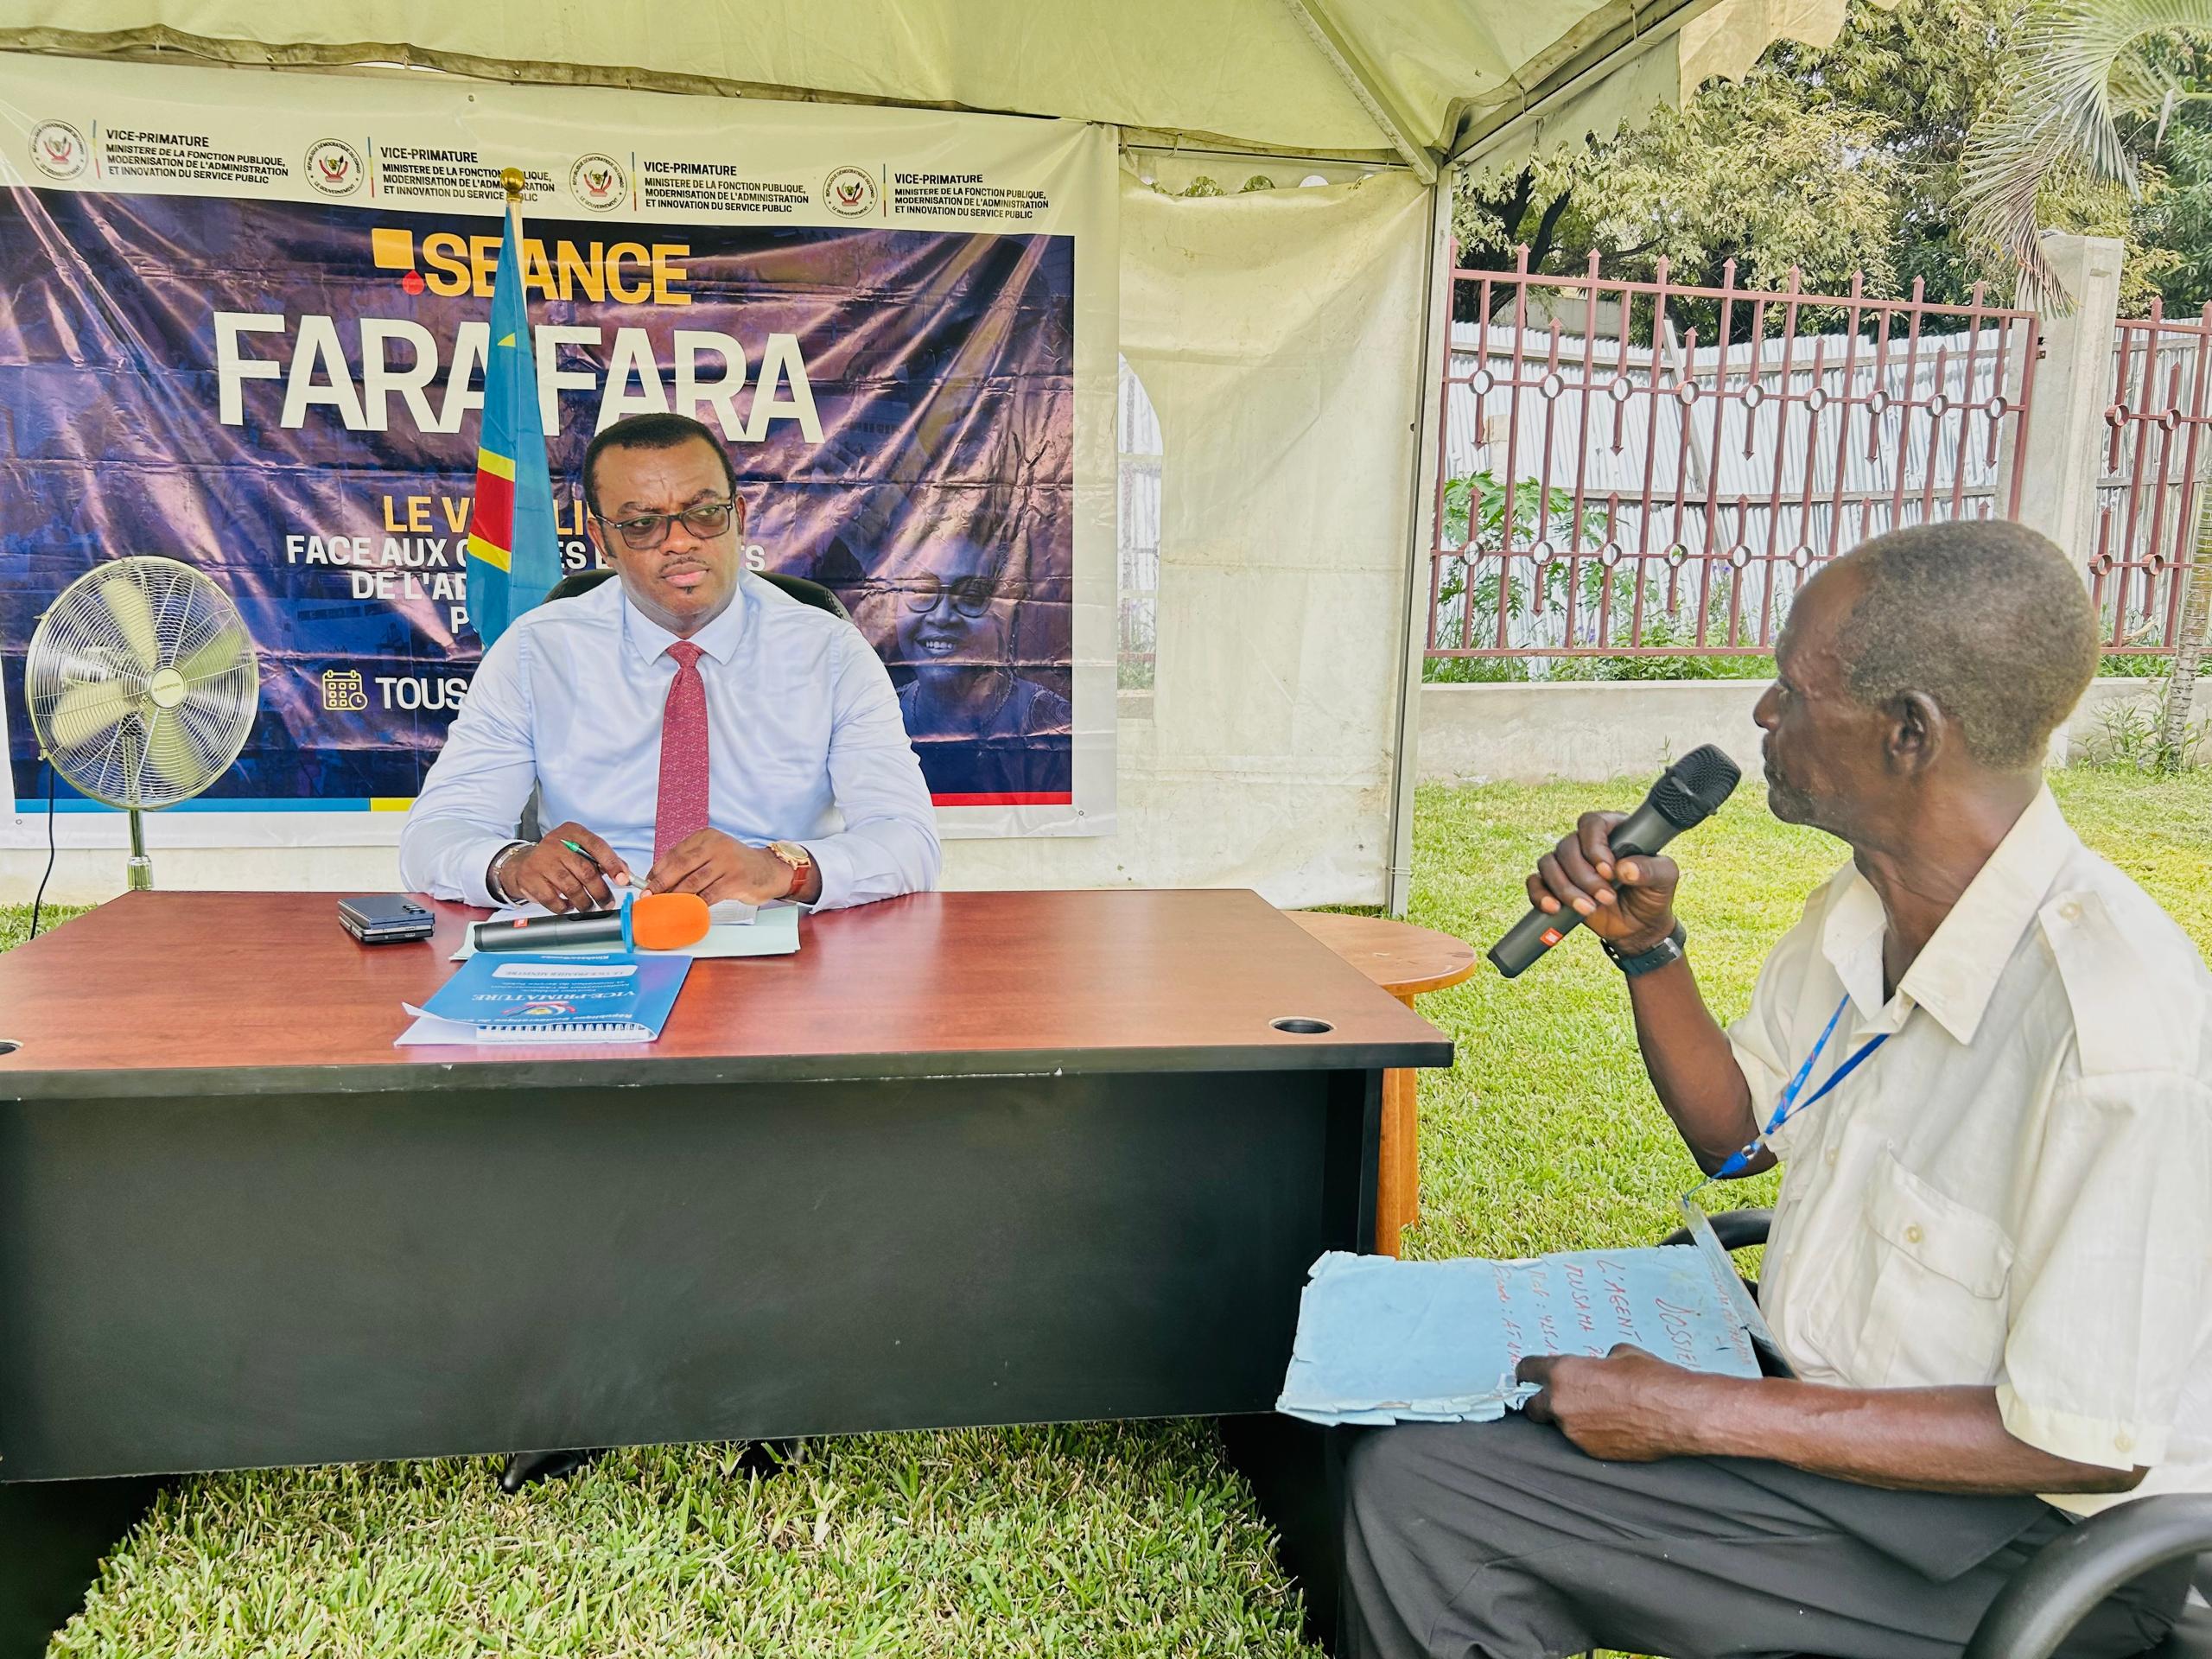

{"left": 174, "top": 626, "right": 248, "bottom": 683}
{"left": 99, "top": 575, "right": 162, "bottom": 674}
{"left": 141, "top": 709, "right": 204, "bottom": 798}
{"left": 47, "top": 679, "right": 136, "bottom": 750}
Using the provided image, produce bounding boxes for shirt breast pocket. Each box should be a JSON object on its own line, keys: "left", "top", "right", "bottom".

{"left": 1841, "top": 1149, "right": 2014, "bottom": 1387}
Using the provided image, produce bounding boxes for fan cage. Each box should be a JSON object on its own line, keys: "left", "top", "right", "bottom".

{"left": 24, "top": 556, "right": 259, "bottom": 810}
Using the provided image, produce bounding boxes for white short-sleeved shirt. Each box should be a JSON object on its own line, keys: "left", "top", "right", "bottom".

{"left": 1729, "top": 787, "right": 2212, "bottom": 1516}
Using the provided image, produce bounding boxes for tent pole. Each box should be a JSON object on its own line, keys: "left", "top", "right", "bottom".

{"left": 1384, "top": 175, "right": 1453, "bottom": 917}
{"left": 1274, "top": 0, "right": 1440, "bottom": 183}
{"left": 1448, "top": 0, "right": 1716, "bottom": 168}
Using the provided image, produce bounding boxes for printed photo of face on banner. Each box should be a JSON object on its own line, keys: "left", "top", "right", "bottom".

{"left": 855, "top": 499, "right": 1071, "bottom": 804}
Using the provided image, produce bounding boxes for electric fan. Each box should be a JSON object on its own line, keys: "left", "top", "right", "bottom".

{"left": 22, "top": 556, "right": 259, "bottom": 890}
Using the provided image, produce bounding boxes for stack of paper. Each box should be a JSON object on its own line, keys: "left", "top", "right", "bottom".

{"left": 450, "top": 898, "right": 799, "bottom": 960}
{"left": 1275, "top": 1245, "right": 1768, "bottom": 1427}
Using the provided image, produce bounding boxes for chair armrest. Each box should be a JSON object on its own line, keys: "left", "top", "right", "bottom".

{"left": 1657, "top": 1208, "right": 1773, "bottom": 1251}
{"left": 1963, "top": 1494, "right": 2212, "bottom": 1659}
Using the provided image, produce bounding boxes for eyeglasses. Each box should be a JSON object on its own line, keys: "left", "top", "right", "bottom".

{"left": 892, "top": 575, "right": 999, "bottom": 619}
{"left": 593, "top": 499, "right": 740, "bottom": 551}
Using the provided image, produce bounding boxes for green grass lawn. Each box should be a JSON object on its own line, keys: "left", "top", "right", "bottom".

{"left": 0, "top": 901, "right": 86, "bottom": 953}
{"left": 18, "top": 766, "right": 2212, "bottom": 1657}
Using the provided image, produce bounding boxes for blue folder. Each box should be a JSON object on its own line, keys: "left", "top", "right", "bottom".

{"left": 398, "top": 951, "right": 691, "bottom": 1045}
{"left": 1276, "top": 1243, "right": 1770, "bottom": 1427}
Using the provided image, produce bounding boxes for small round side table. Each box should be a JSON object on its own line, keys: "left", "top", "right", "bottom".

{"left": 1287, "top": 911, "right": 1477, "bottom": 1256}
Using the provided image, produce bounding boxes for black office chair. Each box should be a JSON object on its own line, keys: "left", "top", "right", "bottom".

{"left": 1643, "top": 1211, "right": 2212, "bottom": 1659}
{"left": 540, "top": 563, "right": 851, "bottom": 620}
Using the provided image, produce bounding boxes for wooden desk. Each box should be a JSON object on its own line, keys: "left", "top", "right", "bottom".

{"left": 1287, "top": 913, "right": 1478, "bottom": 1256}
{"left": 0, "top": 889, "right": 1449, "bottom": 1484}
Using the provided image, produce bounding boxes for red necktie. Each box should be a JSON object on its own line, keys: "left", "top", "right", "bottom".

{"left": 653, "top": 640, "right": 710, "bottom": 861}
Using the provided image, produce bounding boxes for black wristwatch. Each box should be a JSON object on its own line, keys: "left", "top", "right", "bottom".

{"left": 1602, "top": 918, "right": 1687, "bottom": 977}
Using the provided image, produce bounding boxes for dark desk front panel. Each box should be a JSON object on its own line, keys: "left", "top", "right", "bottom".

{"left": 0, "top": 1065, "right": 1376, "bottom": 1479}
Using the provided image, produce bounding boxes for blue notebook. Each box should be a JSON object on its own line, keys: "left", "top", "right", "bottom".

{"left": 397, "top": 951, "right": 691, "bottom": 1045}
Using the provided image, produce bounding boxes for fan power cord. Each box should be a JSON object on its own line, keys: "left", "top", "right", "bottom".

{"left": 28, "top": 756, "right": 56, "bottom": 942}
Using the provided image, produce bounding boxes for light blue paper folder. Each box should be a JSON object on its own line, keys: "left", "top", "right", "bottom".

{"left": 1276, "top": 1244, "right": 1770, "bottom": 1427}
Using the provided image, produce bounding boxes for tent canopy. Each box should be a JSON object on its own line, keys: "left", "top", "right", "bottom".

{"left": 2, "top": 0, "right": 1875, "bottom": 178}
{"left": 0, "top": 0, "right": 1872, "bottom": 910}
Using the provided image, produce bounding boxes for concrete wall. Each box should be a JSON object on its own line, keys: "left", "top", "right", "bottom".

{"left": 1416, "top": 677, "right": 2202, "bottom": 785}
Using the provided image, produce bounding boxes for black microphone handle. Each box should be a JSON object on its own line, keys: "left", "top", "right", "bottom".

{"left": 1484, "top": 798, "right": 1683, "bottom": 978}
{"left": 472, "top": 909, "right": 628, "bottom": 953}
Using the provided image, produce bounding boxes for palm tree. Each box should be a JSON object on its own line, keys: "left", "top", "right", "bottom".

{"left": 1961, "top": 2, "right": 2211, "bottom": 301}
{"left": 1961, "top": 1, "right": 2212, "bottom": 767}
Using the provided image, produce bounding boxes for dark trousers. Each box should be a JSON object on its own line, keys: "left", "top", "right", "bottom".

{"left": 1340, "top": 1414, "right": 2190, "bottom": 1659}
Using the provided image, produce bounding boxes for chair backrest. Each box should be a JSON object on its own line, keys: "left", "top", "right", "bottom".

{"left": 543, "top": 567, "right": 616, "bottom": 604}
{"left": 541, "top": 565, "right": 849, "bottom": 620}
{"left": 760, "top": 571, "right": 851, "bottom": 620}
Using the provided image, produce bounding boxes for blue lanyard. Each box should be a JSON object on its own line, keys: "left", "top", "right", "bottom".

{"left": 1702, "top": 993, "right": 1888, "bottom": 1185}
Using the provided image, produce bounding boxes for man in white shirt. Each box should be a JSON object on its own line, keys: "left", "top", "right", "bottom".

{"left": 398, "top": 411, "right": 939, "bottom": 912}
{"left": 402, "top": 412, "right": 938, "bottom": 1493}
{"left": 1343, "top": 521, "right": 2210, "bottom": 1658}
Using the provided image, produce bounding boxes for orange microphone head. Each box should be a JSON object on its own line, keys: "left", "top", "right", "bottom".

{"left": 630, "top": 892, "right": 711, "bottom": 951}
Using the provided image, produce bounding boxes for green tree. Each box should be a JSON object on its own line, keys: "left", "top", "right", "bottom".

{"left": 1458, "top": 73, "right": 1906, "bottom": 304}
{"left": 1449, "top": 0, "right": 2212, "bottom": 721}
{"left": 2131, "top": 107, "right": 2212, "bottom": 313}
{"left": 1961, "top": 0, "right": 2212, "bottom": 767}
{"left": 1454, "top": 0, "right": 2208, "bottom": 321}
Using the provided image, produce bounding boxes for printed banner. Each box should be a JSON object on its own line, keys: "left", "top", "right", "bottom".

{"left": 0, "top": 54, "right": 1116, "bottom": 850}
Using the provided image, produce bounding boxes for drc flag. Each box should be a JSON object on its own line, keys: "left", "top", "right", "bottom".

{"left": 464, "top": 210, "right": 562, "bottom": 646}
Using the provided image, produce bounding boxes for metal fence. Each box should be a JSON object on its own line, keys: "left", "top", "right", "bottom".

{"left": 1427, "top": 250, "right": 2042, "bottom": 659}
{"left": 2096, "top": 302, "right": 2212, "bottom": 652}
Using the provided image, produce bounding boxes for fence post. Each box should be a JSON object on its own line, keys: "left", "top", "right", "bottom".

{"left": 2161, "top": 306, "right": 2212, "bottom": 767}
{"left": 1996, "top": 232, "right": 2123, "bottom": 560}
{"left": 2163, "top": 515, "right": 2212, "bottom": 766}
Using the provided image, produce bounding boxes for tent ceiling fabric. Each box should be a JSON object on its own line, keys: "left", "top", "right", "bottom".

{"left": 0, "top": 0, "right": 1884, "bottom": 169}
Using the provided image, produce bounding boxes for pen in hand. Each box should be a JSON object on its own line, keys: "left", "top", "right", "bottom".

{"left": 558, "top": 837, "right": 632, "bottom": 906}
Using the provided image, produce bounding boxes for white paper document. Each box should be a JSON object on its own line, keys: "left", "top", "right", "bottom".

{"left": 449, "top": 899, "right": 799, "bottom": 960}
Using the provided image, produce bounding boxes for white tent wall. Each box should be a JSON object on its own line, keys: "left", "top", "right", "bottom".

{"left": 948, "top": 168, "right": 1437, "bottom": 903}
{"left": 4, "top": 155, "right": 1440, "bottom": 907}
{"left": 0, "top": 1, "right": 1885, "bottom": 906}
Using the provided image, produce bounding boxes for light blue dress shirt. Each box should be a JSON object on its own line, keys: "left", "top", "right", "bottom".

{"left": 397, "top": 572, "right": 941, "bottom": 910}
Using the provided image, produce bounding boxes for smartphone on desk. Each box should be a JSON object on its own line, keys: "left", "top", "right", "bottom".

{"left": 338, "top": 894, "right": 436, "bottom": 945}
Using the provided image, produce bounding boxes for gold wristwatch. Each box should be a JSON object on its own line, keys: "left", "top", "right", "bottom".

{"left": 766, "top": 840, "right": 814, "bottom": 899}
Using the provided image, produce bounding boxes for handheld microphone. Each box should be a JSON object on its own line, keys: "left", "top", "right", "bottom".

{"left": 472, "top": 892, "right": 711, "bottom": 955}
{"left": 1487, "top": 744, "right": 1742, "bottom": 978}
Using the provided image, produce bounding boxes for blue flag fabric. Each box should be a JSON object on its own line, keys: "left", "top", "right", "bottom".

{"left": 463, "top": 209, "right": 563, "bottom": 646}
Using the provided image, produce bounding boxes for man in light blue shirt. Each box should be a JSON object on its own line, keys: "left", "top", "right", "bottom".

{"left": 398, "top": 412, "right": 940, "bottom": 912}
